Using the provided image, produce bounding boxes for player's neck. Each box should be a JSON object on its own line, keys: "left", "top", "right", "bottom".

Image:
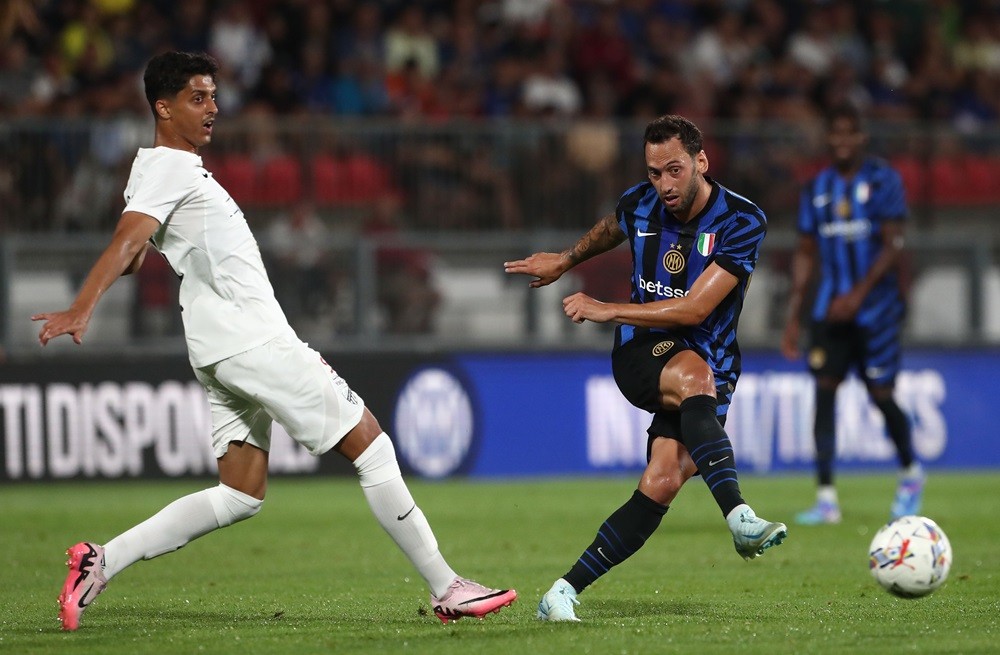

{"left": 153, "top": 128, "right": 199, "bottom": 154}
{"left": 834, "top": 158, "right": 863, "bottom": 179}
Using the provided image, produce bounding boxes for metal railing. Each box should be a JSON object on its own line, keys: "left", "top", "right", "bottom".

{"left": 2, "top": 230, "right": 997, "bottom": 360}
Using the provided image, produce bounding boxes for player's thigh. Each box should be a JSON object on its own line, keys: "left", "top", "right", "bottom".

{"left": 807, "top": 320, "right": 852, "bottom": 381}
{"left": 612, "top": 332, "right": 691, "bottom": 413}
{"left": 194, "top": 365, "right": 274, "bottom": 459}
{"left": 860, "top": 315, "right": 903, "bottom": 385}
{"left": 657, "top": 350, "right": 716, "bottom": 407}
{"left": 214, "top": 334, "right": 366, "bottom": 456}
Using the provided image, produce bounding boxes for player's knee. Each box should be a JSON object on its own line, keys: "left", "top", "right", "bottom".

{"left": 639, "top": 471, "right": 684, "bottom": 505}
{"left": 353, "top": 432, "right": 401, "bottom": 488}
{"left": 868, "top": 384, "right": 895, "bottom": 404}
{"left": 209, "top": 483, "right": 264, "bottom": 528}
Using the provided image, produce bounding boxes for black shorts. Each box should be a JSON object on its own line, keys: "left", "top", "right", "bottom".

{"left": 807, "top": 319, "right": 902, "bottom": 385}
{"left": 612, "top": 332, "right": 731, "bottom": 459}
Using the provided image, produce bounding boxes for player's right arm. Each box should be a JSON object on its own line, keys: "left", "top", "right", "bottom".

{"left": 503, "top": 213, "right": 625, "bottom": 288}
{"left": 781, "top": 233, "right": 818, "bottom": 360}
{"left": 32, "top": 211, "right": 160, "bottom": 345}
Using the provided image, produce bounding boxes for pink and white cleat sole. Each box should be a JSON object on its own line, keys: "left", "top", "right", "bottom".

{"left": 58, "top": 542, "right": 107, "bottom": 631}
{"left": 430, "top": 577, "right": 517, "bottom": 624}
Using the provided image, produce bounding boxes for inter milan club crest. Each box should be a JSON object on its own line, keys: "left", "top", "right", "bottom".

{"left": 662, "top": 243, "right": 685, "bottom": 274}
{"left": 697, "top": 233, "right": 716, "bottom": 256}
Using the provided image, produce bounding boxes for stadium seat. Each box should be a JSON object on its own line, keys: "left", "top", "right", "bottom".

{"left": 312, "top": 154, "right": 349, "bottom": 205}
{"left": 889, "top": 155, "right": 926, "bottom": 204}
{"left": 258, "top": 155, "right": 304, "bottom": 206}
{"left": 213, "top": 154, "right": 258, "bottom": 205}
{"left": 927, "top": 156, "right": 966, "bottom": 206}
{"left": 342, "top": 153, "right": 390, "bottom": 203}
{"left": 964, "top": 155, "right": 1000, "bottom": 204}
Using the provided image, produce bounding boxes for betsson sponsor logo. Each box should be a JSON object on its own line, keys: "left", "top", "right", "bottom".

{"left": 638, "top": 275, "right": 689, "bottom": 299}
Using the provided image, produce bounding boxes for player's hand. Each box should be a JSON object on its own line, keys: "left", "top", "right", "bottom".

{"left": 781, "top": 319, "right": 801, "bottom": 360}
{"left": 31, "top": 309, "right": 90, "bottom": 346}
{"left": 563, "top": 292, "right": 614, "bottom": 324}
{"left": 503, "top": 252, "right": 570, "bottom": 288}
{"left": 826, "top": 290, "right": 863, "bottom": 322}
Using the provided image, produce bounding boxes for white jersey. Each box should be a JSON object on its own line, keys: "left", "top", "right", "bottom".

{"left": 123, "top": 146, "right": 292, "bottom": 367}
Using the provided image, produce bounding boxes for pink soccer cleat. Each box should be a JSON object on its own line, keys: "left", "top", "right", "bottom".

{"left": 429, "top": 577, "right": 517, "bottom": 624}
{"left": 58, "top": 542, "right": 108, "bottom": 631}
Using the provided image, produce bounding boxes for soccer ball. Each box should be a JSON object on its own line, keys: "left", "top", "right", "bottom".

{"left": 868, "top": 515, "right": 952, "bottom": 598}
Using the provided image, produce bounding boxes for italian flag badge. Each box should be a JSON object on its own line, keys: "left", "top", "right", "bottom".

{"left": 697, "top": 233, "right": 716, "bottom": 256}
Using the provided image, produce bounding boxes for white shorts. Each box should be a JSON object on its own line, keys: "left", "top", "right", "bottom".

{"left": 194, "top": 333, "right": 366, "bottom": 458}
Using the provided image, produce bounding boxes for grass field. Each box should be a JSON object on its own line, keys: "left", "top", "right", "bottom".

{"left": 3, "top": 472, "right": 998, "bottom": 655}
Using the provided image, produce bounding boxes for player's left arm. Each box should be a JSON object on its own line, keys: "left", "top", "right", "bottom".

{"left": 827, "top": 165, "right": 907, "bottom": 322}
{"left": 826, "top": 220, "right": 904, "bottom": 321}
{"left": 563, "top": 262, "right": 738, "bottom": 327}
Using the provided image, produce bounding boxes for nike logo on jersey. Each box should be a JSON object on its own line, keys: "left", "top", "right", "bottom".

{"left": 397, "top": 505, "right": 416, "bottom": 521}
{"left": 708, "top": 456, "right": 730, "bottom": 467}
{"left": 636, "top": 230, "right": 657, "bottom": 237}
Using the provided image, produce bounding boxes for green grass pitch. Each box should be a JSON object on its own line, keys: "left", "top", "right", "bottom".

{"left": 3, "top": 473, "right": 998, "bottom": 654}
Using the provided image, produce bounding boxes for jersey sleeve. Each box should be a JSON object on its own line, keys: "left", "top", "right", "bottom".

{"left": 713, "top": 211, "right": 767, "bottom": 279}
{"left": 797, "top": 183, "right": 817, "bottom": 235}
{"left": 123, "top": 157, "right": 196, "bottom": 224}
{"left": 873, "top": 166, "right": 907, "bottom": 223}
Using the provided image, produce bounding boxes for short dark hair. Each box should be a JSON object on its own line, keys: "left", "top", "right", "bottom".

{"left": 143, "top": 51, "right": 219, "bottom": 117}
{"left": 825, "top": 103, "right": 864, "bottom": 133}
{"left": 644, "top": 115, "right": 703, "bottom": 157}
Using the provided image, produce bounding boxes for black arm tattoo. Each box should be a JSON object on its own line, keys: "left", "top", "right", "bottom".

{"left": 564, "top": 213, "right": 626, "bottom": 266}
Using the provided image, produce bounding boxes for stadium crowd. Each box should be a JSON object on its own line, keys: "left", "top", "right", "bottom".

{"left": 2, "top": 0, "right": 999, "bottom": 125}
{"left": 4, "top": 0, "right": 1000, "bottom": 337}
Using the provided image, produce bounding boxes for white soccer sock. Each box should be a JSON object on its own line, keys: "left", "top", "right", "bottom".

{"left": 353, "top": 432, "right": 457, "bottom": 598}
{"left": 818, "top": 485, "right": 838, "bottom": 505}
{"left": 103, "top": 484, "right": 262, "bottom": 579}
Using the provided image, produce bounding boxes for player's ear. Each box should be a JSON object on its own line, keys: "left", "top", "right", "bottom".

{"left": 155, "top": 99, "right": 170, "bottom": 120}
{"left": 696, "top": 150, "right": 709, "bottom": 174}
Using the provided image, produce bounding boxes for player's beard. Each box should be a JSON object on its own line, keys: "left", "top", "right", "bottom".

{"left": 672, "top": 174, "right": 702, "bottom": 217}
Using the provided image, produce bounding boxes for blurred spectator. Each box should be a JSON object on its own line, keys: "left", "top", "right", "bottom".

{"left": 264, "top": 199, "right": 334, "bottom": 325}
{"left": 209, "top": 1, "right": 271, "bottom": 91}
{"left": 522, "top": 47, "right": 582, "bottom": 115}
{"left": 5, "top": 0, "right": 1000, "bottom": 235}
{"left": 363, "top": 195, "right": 440, "bottom": 334}
{"left": 384, "top": 5, "right": 439, "bottom": 79}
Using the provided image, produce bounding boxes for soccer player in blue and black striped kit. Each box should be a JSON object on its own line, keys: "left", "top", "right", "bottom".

{"left": 782, "top": 105, "right": 924, "bottom": 526}
{"left": 506, "top": 115, "right": 787, "bottom": 621}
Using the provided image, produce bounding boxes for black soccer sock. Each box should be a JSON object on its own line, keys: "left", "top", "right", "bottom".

{"left": 679, "top": 395, "right": 744, "bottom": 517}
{"left": 874, "top": 397, "right": 915, "bottom": 468}
{"left": 814, "top": 386, "right": 837, "bottom": 486}
{"left": 562, "top": 490, "right": 667, "bottom": 594}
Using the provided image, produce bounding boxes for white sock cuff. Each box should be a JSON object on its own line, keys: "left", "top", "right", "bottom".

{"left": 353, "top": 432, "right": 402, "bottom": 488}
{"left": 208, "top": 483, "right": 263, "bottom": 527}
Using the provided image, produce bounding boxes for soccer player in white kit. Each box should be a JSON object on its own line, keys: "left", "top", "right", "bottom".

{"left": 33, "top": 51, "right": 516, "bottom": 631}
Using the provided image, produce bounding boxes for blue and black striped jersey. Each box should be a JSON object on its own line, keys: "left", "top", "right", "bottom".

{"left": 798, "top": 156, "right": 907, "bottom": 326}
{"left": 614, "top": 178, "right": 767, "bottom": 389}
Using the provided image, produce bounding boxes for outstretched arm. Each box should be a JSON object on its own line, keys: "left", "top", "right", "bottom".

{"left": 504, "top": 213, "right": 625, "bottom": 288}
{"left": 32, "top": 211, "right": 160, "bottom": 345}
{"left": 562, "top": 262, "right": 738, "bottom": 328}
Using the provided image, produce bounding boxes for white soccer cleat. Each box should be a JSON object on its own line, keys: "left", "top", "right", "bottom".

{"left": 728, "top": 504, "right": 788, "bottom": 560}
{"left": 537, "top": 578, "right": 581, "bottom": 622}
